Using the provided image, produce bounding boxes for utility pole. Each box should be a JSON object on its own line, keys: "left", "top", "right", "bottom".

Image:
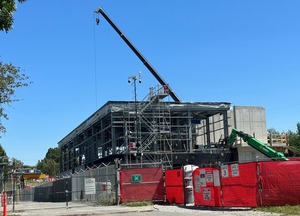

{"left": 12, "top": 158, "right": 16, "bottom": 212}
{"left": 0, "top": 156, "right": 8, "bottom": 193}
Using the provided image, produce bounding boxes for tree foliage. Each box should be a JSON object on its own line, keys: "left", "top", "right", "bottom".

{"left": 0, "top": 145, "right": 10, "bottom": 191}
{"left": 10, "top": 157, "right": 23, "bottom": 169}
{"left": 0, "top": 1, "right": 30, "bottom": 177}
{"left": 1, "top": 1, "right": 31, "bottom": 134}
{"left": 287, "top": 122, "right": 300, "bottom": 156}
{"left": 0, "top": 144, "right": 7, "bottom": 157}
{"left": 0, "top": 0, "right": 26, "bottom": 32}
{"left": 267, "top": 128, "right": 280, "bottom": 135}
{"left": 0, "top": 60, "right": 31, "bottom": 133}
{"left": 37, "top": 147, "right": 60, "bottom": 176}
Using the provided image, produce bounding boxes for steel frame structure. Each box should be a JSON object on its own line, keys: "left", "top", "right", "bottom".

{"left": 58, "top": 87, "right": 232, "bottom": 174}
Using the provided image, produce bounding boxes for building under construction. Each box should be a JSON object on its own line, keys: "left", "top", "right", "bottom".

{"left": 58, "top": 7, "right": 272, "bottom": 174}
{"left": 58, "top": 86, "right": 235, "bottom": 174}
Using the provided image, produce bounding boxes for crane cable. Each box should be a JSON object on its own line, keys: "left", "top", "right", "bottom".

{"left": 93, "top": 13, "right": 99, "bottom": 109}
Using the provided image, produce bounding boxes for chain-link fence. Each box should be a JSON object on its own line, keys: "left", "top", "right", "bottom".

{"left": 12, "top": 163, "right": 118, "bottom": 204}
{"left": 71, "top": 164, "right": 117, "bottom": 204}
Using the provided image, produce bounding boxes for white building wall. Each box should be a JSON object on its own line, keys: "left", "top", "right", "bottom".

{"left": 232, "top": 106, "right": 267, "bottom": 143}
{"left": 232, "top": 106, "right": 268, "bottom": 162}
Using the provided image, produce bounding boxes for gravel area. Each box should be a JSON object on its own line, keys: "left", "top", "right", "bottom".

{"left": 8, "top": 202, "right": 283, "bottom": 216}
{"left": 115, "top": 205, "right": 282, "bottom": 216}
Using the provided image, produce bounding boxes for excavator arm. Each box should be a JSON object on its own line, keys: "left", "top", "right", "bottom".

{"left": 226, "top": 128, "right": 288, "bottom": 161}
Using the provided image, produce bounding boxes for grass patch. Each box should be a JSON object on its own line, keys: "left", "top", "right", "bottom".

{"left": 122, "top": 201, "right": 153, "bottom": 207}
{"left": 255, "top": 205, "right": 300, "bottom": 215}
{"left": 97, "top": 194, "right": 115, "bottom": 206}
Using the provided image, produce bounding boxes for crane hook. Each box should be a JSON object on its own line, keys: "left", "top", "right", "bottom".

{"left": 96, "top": 18, "right": 100, "bottom": 25}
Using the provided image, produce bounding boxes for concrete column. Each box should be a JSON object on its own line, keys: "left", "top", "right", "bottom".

{"left": 206, "top": 117, "right": 211, "bottom": 148}
{"left": 188, "top": 110, "right": 193, "bottom": 153}
{"left": 111, "top": 114, "right": 116, "bottom": 155}
{"left": 223, "top": 110, "right": 229, "bottom": 139}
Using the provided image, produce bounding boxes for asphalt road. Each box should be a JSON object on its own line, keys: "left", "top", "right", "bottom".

{"left": 5, "top": 202, "right": 282, "bottom": 216}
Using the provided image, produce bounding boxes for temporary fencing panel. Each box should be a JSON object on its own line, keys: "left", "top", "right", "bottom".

{"left": 188, "top": 161, "right": 300, "bottom": 207}
{"left": 18, "top": 188, "right": 34, "bottom": 202}
{"left": 193, "top": 167, "right": 221, "bottom": 207}
{"left": 32, "top": 164, "right": 117, "bottom": 203}
{"left": 259, "top": 161, "right": 300, "bottom": 206}
{"left": 30, "top": 161, "right": 300, "bottom": 206}
{"left": 289, "top": 158, "right": 300, "bottom": 161}
{"left": 33, "top": 178, "right": 71, "bottom": 202}
{"left": 165, "top": 169, "right": 184, "bottom": 204}
{"left": 120, "top": 167, "right": 164, "bottom": 202}
{"left": 71, "top": 165, "right": 116, "bottom": 204}
{"left": 221, "top": 163, "right": 258, "bottom": 207}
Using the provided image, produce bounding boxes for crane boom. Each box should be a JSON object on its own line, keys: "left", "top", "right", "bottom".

{"left": 94, "top": 7, "right": 181, "bottom": 102}
{"left": 226, "top": 128, "right": 288, "bottom": 161}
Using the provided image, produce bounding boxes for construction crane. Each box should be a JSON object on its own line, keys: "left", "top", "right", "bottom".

{"left": 226, "top": 128, "right": 288, "bottom": 161}
{"left": 94, "top": 7, "right": 181, "bottom": 102}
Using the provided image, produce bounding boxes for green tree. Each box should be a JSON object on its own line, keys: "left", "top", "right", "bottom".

{"left": 37, "top": 147, "right": 60, "bottom": 176}
{"left": 1, "top": 1, "right": 31, "bottom": 135}
{"left": 10, "top": 157, "right": 23, "bottom": 169}
{"left": 45, "top": 147, "right": 60, "bottom": 163}
{"left": 0, "top": 145, "right": 9, "bottom": 191}
{"left": 0, "top": 61, "right": 31, "bottom": 133}
{"left": 288, "top": 123, "right": 300, "bottom": 156}
{"left": 267, "top": 128, "right": 280, "bottom": 135}
{"left": 0, "top": 0, "right": 27, "bottom": 32}
{"left": 0, "top": 144, "right": 7, "bottom": 157}
{"left": 0, "top": 2, "right": 31, "bottom": 177}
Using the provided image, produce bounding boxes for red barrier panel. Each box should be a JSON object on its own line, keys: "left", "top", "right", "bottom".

{"left": 221, "top": 163, "right": 258, "bottom": 207}
{"left": 165, "top": 169, "right": 184, "bottom": 204}
{"left": 168, "top": 161, "right": 300, "bottom": 207}
{"left": 259, "top": 161, "right": 300, "bottom": 206}
{"left": 120, "top": 167, "right": 164, "bottom": 202}
{"left": 193, "top": 168, "right": 221, "bottom": 207}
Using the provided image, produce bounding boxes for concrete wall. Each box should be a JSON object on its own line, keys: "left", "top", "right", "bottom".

{"left": 232, "top": 106, "right": 267, "bottom": 143}
{"left": 231, "top": 106, "right": 268, "bottom": 162}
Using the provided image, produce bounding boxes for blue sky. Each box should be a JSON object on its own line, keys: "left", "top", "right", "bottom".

{"left": 1, "top": 1, "right": 300, "bottom": 166}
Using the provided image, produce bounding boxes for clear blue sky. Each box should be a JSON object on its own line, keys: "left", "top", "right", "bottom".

{"left": 1, "top": 1, "right": 300, "bottom": 166}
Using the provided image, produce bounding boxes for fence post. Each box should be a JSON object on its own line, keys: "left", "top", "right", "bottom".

{"left": 256, "top": 161, "right": 263, "bottom": 207}
{"left": 115, "top": 159, "right": 121, "bottom": 205}
{"left": 65, "top": 190, "right": 69, "bottom": 209}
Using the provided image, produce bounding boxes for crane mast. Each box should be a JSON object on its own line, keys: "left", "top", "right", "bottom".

{"left": 94, "top": 7, "right": 181, "bottom": 102}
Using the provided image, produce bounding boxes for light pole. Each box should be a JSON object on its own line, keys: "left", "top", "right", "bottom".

{"left": 128, "top": 72, "right": 142, "bottom": 156}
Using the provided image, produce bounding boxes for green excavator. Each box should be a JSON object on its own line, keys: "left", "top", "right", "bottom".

{"left": 226, "top": 128, "right": 288, "bottom": 161}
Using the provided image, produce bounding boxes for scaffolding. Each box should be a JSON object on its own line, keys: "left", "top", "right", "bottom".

{"left": 58, "top": 86, "right": 232, "bottom": 174}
